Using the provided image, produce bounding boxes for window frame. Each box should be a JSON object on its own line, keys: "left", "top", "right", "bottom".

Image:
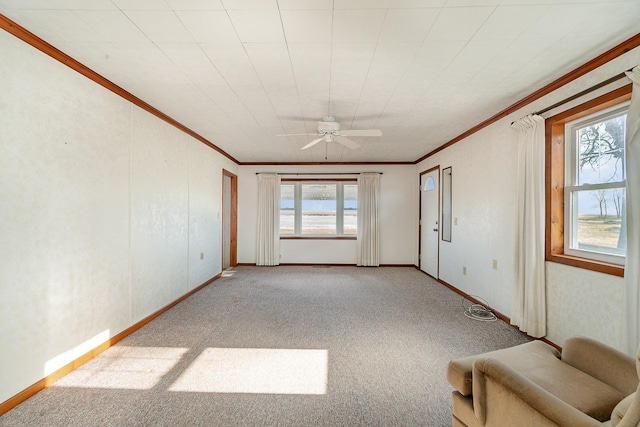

{"left": 280, "top": 179, "right": 357, "bottom": 240}
{"left": 545, "top": 84, "right": 631, "bottom": 277}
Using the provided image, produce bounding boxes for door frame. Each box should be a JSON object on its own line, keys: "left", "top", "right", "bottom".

{"left": 222, "top": 169, "right": 238, "bottom": 268}
{"left": 419, "top": 165, "right": 440, "bottom": 278}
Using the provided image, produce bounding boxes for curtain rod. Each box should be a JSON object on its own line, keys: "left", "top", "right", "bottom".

{"left": 255, "top": 172, "right": 383, "bottom": 175}
{"left": 511, "top": 68, "right": 632, "bottom": 124}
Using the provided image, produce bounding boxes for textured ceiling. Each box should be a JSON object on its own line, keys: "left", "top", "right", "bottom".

{"left": 1, "top": 0, "right": 639, "bottom": 163}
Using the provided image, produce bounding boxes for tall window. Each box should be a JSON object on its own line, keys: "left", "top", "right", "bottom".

{"left": 546, "top": 85, "right": 631, "bottom": 276}
{"left": 343, "top": 184, "right": 358, "bottom": 235}
{"left": 564, "top": 105, "right": 627, "bottom": 264}
{"left": 280, "top": 184, "right": 295, "bottom": 235}
{"left": 279, "top": 181, "right": 357, "bottom": 237}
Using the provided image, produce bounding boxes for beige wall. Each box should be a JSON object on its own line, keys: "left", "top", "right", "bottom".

{"left": 416, "top": 46, "right": 639, "bottom": 349}
{"left": 0, "top": 30, "right": 237, "bottom": 403}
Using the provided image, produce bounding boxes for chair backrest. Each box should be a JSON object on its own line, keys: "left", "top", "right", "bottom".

{"left": 611, "top": 346, "right": 640, "bottom": 427}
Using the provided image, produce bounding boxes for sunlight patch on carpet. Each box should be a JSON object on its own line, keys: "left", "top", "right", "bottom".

{"left": 169, "top": 348, "right": 328, "bottom": 395}
{"left": 52, "top": 346, "right": 189, "bottom": 390}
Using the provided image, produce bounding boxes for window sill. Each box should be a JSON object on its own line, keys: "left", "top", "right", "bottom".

{"left": 547, "top": 253, "right": 624, "bottom": 277}
{"left": 280, "top": 236, "right": 357, "bottom": 240}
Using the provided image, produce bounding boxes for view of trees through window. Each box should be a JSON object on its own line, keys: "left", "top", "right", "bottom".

{"left": 570, "top": 110, "right": 627, "bottom": 257}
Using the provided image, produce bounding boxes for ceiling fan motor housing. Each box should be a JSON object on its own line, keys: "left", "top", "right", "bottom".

{"left": 317, "top": 118, "right": 340, "bottom": 135}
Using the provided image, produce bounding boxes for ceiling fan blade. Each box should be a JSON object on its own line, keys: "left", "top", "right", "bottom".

{"left": 300, "top": 138, "right": 324, "bottom": 150}
{"left": 339, "top": 129, "right": 382, "bottom": 137}
{"left": 335, "top": 136, "right": 360, "bottom": 149}
{"left": 276, "top": 133, "right": 318, "bottom": 137}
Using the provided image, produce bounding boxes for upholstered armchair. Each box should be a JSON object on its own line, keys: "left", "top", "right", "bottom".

{"left": 447, "top": 336, "right": 640, "bottom": 426}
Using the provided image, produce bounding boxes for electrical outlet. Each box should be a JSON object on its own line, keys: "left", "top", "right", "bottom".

{"left": 493, "top": 259, "right": 498, "bottom": 270}
{"left": 200, "top": 252, "right": 204, "bottom": 260}
{"left": 463, "top": 266, "right": 467, "bottom": 275}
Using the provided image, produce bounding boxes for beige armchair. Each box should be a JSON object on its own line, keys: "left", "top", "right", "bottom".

{"left": 447, "top": 337, "right": 640, "bottom": 426}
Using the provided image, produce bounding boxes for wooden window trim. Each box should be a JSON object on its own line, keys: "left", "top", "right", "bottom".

{"left": 545, "top": 84, "right": 631, "bottom": 277}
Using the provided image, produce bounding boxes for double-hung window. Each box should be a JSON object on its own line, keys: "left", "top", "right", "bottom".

{"left": 564, "top": 104, "right": 628, "bottom": 264}
{"left": 280, "top": 181, "right": 357, "bottom": 237}
{"left": 546, "top": 85, "right": 630, "bottom": 276}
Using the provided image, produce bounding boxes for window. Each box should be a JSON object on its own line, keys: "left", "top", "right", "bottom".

{"left": 564, "top": 105, "right": 627, "bottom": 264}
{"left": 343, "top": 184, "right": 358, "bottom": 235}
{"left": 279, "top": 181, "right": 357, "bottom": 238}
{"left": 546, "top": 85, "right": 631, "bottom": 276}
{"left": 423, "top": 177, "right": 436, "bottom": 191}
{"left": 280, "top": 184, "right": 295, "bottom": 235}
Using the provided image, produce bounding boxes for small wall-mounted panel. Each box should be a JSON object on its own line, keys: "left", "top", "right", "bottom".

{"left": 442, "top": 167, "right": 452, "bottom": 242}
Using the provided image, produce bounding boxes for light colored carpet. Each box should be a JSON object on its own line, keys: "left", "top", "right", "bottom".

{"left": 0, "top": 266, "right": 531, "bottom": 426}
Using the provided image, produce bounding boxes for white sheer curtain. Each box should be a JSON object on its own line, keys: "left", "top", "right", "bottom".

{"left": 256, "top": 173, "right": 281, "bottom": 266}
{"left": 623, "top": 65, "right": 640, "bottom": 355}
{"left": 357, "top": 173, "right": 380, "bottom": 267}
{"left": 510, "top": 115, "right": 546, "bottom": 338}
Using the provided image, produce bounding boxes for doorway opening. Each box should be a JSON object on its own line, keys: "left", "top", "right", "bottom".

{"left": 222, "top": 170, "right": 237, "bottom": 270}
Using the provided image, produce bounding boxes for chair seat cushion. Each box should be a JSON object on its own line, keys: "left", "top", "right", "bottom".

{"left": 512, "top": 355, "right": 626, "bottom": 421}
{"left": 448, "top": 340, "right": 626, "bottom": 422}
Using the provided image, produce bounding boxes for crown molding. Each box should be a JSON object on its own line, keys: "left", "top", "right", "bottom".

{"left": 240, "top": 161, "right": 414, "bottom": 166}
{"left": 414, "top": 32, "right": 640, "bottom": 164}
{"left": 4, "top": 13, "right": 638, "bottom": 167}
{"left": 0, "top": 14, "right": 240, "bottom": 165}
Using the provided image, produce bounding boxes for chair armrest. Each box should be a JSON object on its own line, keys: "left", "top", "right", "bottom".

{"left": 472, "top": 357, "right": 603, "bottom": 426}
{"left": 612, "top": 391, "right": 640, "bottom": 427}
{"left": 614, "top": 343, "right": 640, "bottom": 427}
{"left": 562, "top": 336, "right": 638, "bottom": 395}
{"left": 447, "top": 340, "right": 560, "bottom": 396}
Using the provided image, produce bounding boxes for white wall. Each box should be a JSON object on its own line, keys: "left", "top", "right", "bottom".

{"left": 238, "top": 164, "right": 417, "bottom": 265}
{"left": 0, "top": 30, "right": 237, "bottom": 403}
{"left": 416, "top": 47, "right": 639, "bottom": 349}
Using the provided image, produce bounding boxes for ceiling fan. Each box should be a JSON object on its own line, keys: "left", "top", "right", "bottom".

{"left": 279, "top": 116, "right": 382, "bottom": 150}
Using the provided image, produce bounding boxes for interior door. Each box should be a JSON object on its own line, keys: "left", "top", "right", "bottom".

{"left": 420, "top": 168, "right": 440, "bottom": 278}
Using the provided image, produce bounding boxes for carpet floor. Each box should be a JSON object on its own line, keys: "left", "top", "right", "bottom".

{"left": 0, "top": 266, "right": 531, "bottom": 427}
